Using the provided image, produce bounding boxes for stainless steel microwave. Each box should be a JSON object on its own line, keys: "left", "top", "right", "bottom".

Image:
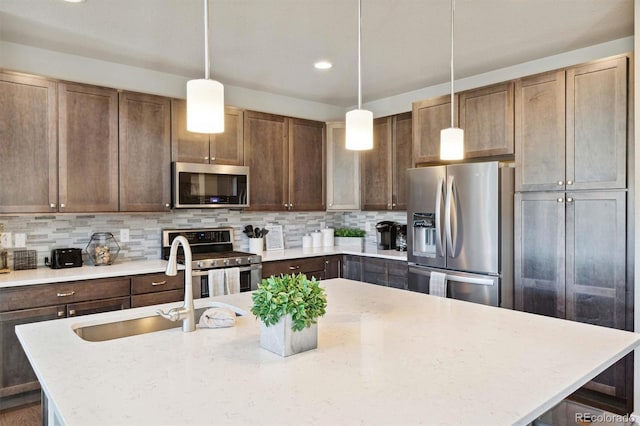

{"left": 172, "top": 162, "right": 249, "bottom": 208}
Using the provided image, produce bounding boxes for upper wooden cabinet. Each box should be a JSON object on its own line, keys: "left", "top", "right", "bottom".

{"left": 361, "top": 112, "right": 412, "bottom": 211}
{"left": 288, "top": 118, "right": 325, "bottom": 211}
{"left": 58, "top": 82, "right": 119, "bottom": 212}
{"left": 119, "top": 91, "right": 171, "bottom": 211}
{"left": 245, "top": 111, "right": 325, "bottom": 211}
{"left": 170, "top": 99, "right": 244, "bottom": 165}
{"left": 326, "top": 122, "right": 360, "bottom": 211}
{"left": 459, "top": 81, "right": 514, "bottom": 158}
{"left": 515, "top": 56, "right": 628, "bottom": 192}
{"left": 244, "top": 111, "right": 289, "bottom": 211}
{"left": 412, "top": 94, "right": 455, "bottom": 164}
{"left": 0, "top": 72, "right": 57, "bottom": 213}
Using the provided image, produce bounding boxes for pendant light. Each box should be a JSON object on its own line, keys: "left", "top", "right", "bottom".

{"left": 440, "top": 0, "right": 463, "bottom": 160}
{"left": 345, "top": 0, "right": 373, "bottom": 150}
{"left": 187, "top": 0, "right": 224, "bottom": 134}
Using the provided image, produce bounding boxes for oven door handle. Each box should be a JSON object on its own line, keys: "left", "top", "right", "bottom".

{"left": 191, "top": 266, "right": 254, "bottom": 277}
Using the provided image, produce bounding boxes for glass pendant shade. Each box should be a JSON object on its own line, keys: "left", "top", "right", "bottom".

{"left": 440, "top": 127, "right": 464, "bottom": 160}
{"left": 187, "top": 78, "right": 224, "bottom": 133}
{"left": 345, "top": 109, "right": 373, "bottom": 150}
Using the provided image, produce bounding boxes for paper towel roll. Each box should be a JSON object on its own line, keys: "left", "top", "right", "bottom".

{"left": 302, "top": 235, "right": 312, "bottom": 248}
{"left": 321, "top": 228, "right": 334, "bottom": 247}
{"left": 311, "top": 232, "right": 322, "bottom": 248}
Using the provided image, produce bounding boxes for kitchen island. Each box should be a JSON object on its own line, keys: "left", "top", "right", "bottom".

{"left": 16, "top": 279, "right": 640, "bottom": 425}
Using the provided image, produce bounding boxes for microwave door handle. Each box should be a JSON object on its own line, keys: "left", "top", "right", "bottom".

{"left": 445, "top": 175, "right": 456, "bottom": 256}
{"left": 435, "top": 177, "right": 445, "bottom": 257}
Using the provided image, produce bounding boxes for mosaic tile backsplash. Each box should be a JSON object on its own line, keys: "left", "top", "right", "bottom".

{"left": 0, "top": 210, "right": 407, "bottom": 266}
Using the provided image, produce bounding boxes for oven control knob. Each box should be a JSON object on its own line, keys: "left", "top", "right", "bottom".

{"left": 236, "top": 258, "right": 242, "bottom": 264}
{"left": 196, "top": 261, "right": 204, "bottom": 268}
{"left": 223, "top": 259, "right": 229, "bottom": 265}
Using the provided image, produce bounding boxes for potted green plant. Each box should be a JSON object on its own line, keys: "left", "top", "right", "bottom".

{"left": 334, "top": 227, "right": 366, "bottom": 250}
{"left": 251, "top": 273, "right": 327, "bottom": 357}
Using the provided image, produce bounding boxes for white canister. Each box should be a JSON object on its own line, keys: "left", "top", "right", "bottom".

{"left": 302, "top": 235, "right": 312, "bottom": 249}
{"left": 321, "top": 228, "right": 334, "bottom": 247}
{"left": 249, "top": 237, "right": 264, "bottom": 254}
{"left": 311, "top": 231, "right": 322, "bottom": 248}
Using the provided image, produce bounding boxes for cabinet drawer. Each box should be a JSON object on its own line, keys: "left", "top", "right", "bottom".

{"left": 131, "top": 272, "right": 184, "bottom": 295}
{"left": 67, "top": 296, "right": 130, "bottom": 317}
{"left": 0, "top": 277, "right": 131, "bottom": 312}
{"left": 131, "top": 290, "right": 185, "bottom": 308}
{"left": 262, "top": 257, "right": 326, "bottom": 278}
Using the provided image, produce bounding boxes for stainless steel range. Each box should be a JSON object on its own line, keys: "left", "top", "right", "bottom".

{"left": 161, "top": 227, "right": 262, "bottom": 298}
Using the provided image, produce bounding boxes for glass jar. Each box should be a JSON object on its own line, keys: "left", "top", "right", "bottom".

{"left": 84, "top": 232, "right": 120, "bottom": 266}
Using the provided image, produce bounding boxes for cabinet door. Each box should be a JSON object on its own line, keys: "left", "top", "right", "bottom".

{"left": 244, "top": 111, "right": 288, "bottom": 211}
{"left": 58, "top": 83, "right": 119, "bottom": 212}
{"left": 131, "top": 290, "right": 185, "bottom": 308}
{"left": 324, "top": 255, "right": 342, "bottom": 279}
{"left": 361, "top": 117, "right": 392, "bottom": 210}
{"left": 412, "top": 94, "right": 457, "bottom": 165}
{"left": 514, "top": 71, "right": 566, "bottom": 192}
{"left": 514, "top": 192, "right": 565, "bottom": 318}
{"left": 459, "top": 81, "right": 514, "bottom": 158}
{"left": 566, "top": 57, "right": 627, "bottom": 190}
{"left": 362, "top": 257, "right": 388, "bottom": 286}
{"left": 0, "top": 73, "right": 57, "bottom": 213}
{"left": 119, "top": 91, "right": 171, "bottom": 211}
{"left": 326, "top": 122, "right": 360, "bottom": 210}
{"left": 392, "top": 112, "right": 412, "bottom": 211}
{"left": 387, "top": 259, "right": 408, "bottom": 289}
{"left": 565, "top": 191, "right": 627, "bottom": 398}
{"left": 289, "top": 118, "right": 325, "bottom": 211}
{"left": 0, "top": 305, "right": 64, "bottom": 410}
{"left": 67, "top": 296, "right": 130, "bottom": 317}
{"left": 170, "top": 98, "right": 210, "bottom": 163}
{"left": 211, "top": 107, "right": 244, "bottom": 165}
{"left": 342, "top": 255, "right": 363, "bottom": 281}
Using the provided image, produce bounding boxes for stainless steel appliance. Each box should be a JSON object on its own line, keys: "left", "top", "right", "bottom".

{"left": 172, "top": 162, "right": 249, "bottom": 208}
{"left": 395, "top": 224, "right": 407, "bottom": 252}
{"left": 376, "top": 221, "right": 398, "bottom": 250}
{"left": 407, "top": 161, "right": 514, "bottom": 308}
{"left": 161, "top": 227, "right": 261, "bottom": 298}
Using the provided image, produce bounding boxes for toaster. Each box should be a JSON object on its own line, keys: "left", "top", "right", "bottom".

{"left": 48, "top": 248, "right": 83, "bottom": 269}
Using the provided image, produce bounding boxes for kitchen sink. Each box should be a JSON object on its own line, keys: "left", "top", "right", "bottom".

{"left": 73, "top": 304, "right": 245, "bottom": 342}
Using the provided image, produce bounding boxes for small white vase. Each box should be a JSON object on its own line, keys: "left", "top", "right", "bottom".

{"left": 259, "top": 314, "right": 318, "bottom": 357}
{"left": 249, "top": 237, "right": 264, "bottom": 254}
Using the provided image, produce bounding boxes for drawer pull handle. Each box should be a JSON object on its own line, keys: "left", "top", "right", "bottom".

{"left": 68, "top": 309, "right": 76, "bottom": 316}
{"left": 57, "top": 291, "right": 75, "bottom": 297}
{"left": 288, "top": 266, "right": 301, "bottom": 270}
{"left": 57, "top": 311, "right": 65, "bottom": 317}
{"left": 151, "top": 280, "right": 167, "bottom": 286}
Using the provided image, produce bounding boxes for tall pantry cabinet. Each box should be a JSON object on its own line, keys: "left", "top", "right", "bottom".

{"left": 514, "top": 55, "right": 633, "bottom": 412}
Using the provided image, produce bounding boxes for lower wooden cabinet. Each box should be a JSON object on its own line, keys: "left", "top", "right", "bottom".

{"left": 130, "top": 272, "right": 185, "bottom": 308}
{"left": 323, "top": 255, "right": 342, "bottom": 279}
{"left": 262, "top": 257, "right": 326, "bottom": 280}
{"left": 342, "top": 255, "right": 408, "bottom": 289}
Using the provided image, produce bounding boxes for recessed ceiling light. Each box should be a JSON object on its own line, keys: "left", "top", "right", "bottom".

{"left": 314, "top": 61, "right": 332, "bottom": 70}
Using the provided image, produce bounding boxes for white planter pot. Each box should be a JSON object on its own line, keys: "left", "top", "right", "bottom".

{"left": 334, "top": 236, "right": 364, "bottom": 251}
{"left": 260, "top": 314, "right": 318, "bottom": 357}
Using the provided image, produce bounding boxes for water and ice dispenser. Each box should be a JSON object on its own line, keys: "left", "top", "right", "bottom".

{"left": 412, "top": 213, "right": 437, "bottom": 257}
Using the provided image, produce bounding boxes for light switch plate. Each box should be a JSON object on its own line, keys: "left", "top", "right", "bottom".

{"left": 0, "top": 232, "right": 12, "bottom": 248}
{"left": 14, "top": 233, "right": 26, "bottom": 248}
{"left": 120, "top": 229, "right": 130, "bottom": 243}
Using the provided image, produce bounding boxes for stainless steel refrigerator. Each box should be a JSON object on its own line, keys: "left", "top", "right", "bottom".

{"left": 407, "top": 161, "right": 514, "bottom": 308}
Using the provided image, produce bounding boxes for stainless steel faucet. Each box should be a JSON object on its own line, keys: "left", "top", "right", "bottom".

{"left": 157, "top": 236, "right": 195, "bottom": 332}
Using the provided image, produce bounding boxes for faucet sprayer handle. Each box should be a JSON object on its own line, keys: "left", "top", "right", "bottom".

{"left": 157, "top": 308, "right": 181, "bottom": 322}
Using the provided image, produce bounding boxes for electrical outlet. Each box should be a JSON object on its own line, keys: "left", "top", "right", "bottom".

{"left": 120, "top": 229, "right": 130, "bottom": 243}
{"left": 0, "top": 232, "right": 11, "bottom": 248}
{"left": 365, "top": 221, "right": 373, "bottom": 232}
{"left": 14, "top": 233, "right": 26, "bottom": 248}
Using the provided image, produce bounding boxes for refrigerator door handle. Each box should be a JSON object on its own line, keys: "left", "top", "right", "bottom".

{"left": 445, "top": 175, "right": 457, "bottom": 256}
{"left": 445, "top": 274, "right": 495, "bottom": 286}
{"left": 435, "top": 176, "right": 445, "bottom": 257}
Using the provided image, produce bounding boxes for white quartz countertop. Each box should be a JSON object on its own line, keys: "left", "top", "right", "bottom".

{"left": 0, "top": 248, "right": 406, "bottom": 289}
{"left": 16, "top": 279, "right": 640, "bottom": 426}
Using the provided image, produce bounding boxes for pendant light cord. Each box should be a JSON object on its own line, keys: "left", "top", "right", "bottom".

{"left": 357, "top": 0, "right": 362, "bottom": 110}
{"left": 449, "top": 0, "right": 455, "bottom": 128}
{"left": 204, "top": 0, "right": 210, "bottom": 80}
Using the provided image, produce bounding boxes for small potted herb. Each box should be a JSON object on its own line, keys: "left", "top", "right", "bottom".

{"left": 334, "top": 227, "right": 366, "bottom": 250}
{"left": 251, "top": 273, "right": 327, "bottom": 357}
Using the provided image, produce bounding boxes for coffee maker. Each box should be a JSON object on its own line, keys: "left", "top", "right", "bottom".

{"left": 376, "top": 221, "right": 398, "bottom": 250}
{"left": 395, "top": 224, "right": 407, "bottom": 251}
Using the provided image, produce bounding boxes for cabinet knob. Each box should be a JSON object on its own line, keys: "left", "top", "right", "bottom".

{"left": 557, "top": 198, "right": 564, "bottom": 203}
{"left": 165, "top": 203, "right": 170, "bottom": 208}
{"left": 566, "top": 197, "right": 574, "bottom": 203}
{"left": 50, "top": 203, "right": 56, "bottom": 208}
{"left": 284, "top": 203, "right": 289, "bottom": 208}
{"left": 57, "top": 311, "right": 65, "bottom": 317}
{"left": 204, "top": 157, "right": 209, "bottom": 160}
{"left": 68, "top": 309, "right": 76, "bottom": 316}
{"left": 211, "top": 157, "right": 216, "bottom": 161}
{"left": 60, "top": 203, "right": 66, "bottom": 209}
{"left": 557, "top": 180, "right": 564, "bottom": 186}
{"left": 289, "top": 203, "right": 293, "bottom": 209}
{"left": 567, "top": 180, "right": 573, "bottom": 185}
{"left": 392, "top": 203, "right": 397, "bottom": 207}
{"left": 329, "top": 202, "right": 333, "bottom": 207}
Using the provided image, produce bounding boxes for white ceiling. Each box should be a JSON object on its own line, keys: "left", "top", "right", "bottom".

{"left": 0, "top": 0, "right": 633, "bottom": 107}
